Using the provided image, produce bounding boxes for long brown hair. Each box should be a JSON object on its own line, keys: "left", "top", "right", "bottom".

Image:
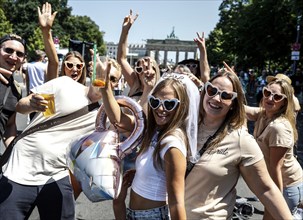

{"left": 139, "top": 78, "right": 189, "bottom": 169}
{"left": 199, "top": 71, "right": 246, "bottom": 148}
{"left": 60, "top": 51, "right": 86, "bottom": 85}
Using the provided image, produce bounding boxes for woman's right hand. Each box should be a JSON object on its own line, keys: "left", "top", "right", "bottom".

{"left": 122, "top": 9, "right": 139, "bottom": 30}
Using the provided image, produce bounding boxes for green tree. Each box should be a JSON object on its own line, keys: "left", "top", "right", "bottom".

{"left": 1, "top": 0, "right": 105, "bottom": 56}
{"left": 0, "top": 7, "right": 12, "bottom": 36}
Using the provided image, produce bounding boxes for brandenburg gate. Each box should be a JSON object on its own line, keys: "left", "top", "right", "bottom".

{"left": 145, "top": 28, "right": 197, "bottom": 65}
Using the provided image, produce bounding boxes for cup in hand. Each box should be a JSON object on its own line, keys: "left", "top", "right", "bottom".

{"left": 92, "top": 71, "right": 106, "bottom": 88}
{"left": 38, "top": 85, "right": 56, "bottom": 117}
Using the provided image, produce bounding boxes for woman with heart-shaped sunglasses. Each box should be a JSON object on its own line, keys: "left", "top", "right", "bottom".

{"left": 117, "top": 10, "right": 160, "bottom": 115}
{"left": 98, "top": 65, "right": 200, "bottom": 219}
{"left": 244, "top": 74, "right": 302, "bottom": 218}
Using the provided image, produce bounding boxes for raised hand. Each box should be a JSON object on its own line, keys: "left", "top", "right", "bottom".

{"left": 122, "top": 9, "right": 139, "bottom": 30}
{"left": 38, "top": 2, "right": 57, "bottom": 31}
{"left": 194, "top": 32, "right": 206, "bottom": 53}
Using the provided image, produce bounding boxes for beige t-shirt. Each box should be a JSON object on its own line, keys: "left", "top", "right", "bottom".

{"left": 185, "top": 125, "right": 263, "bottom": 220}
{"left": 254, "top": 115, "right": 303, "bottom": 187}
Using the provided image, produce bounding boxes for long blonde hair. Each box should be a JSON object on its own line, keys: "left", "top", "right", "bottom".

{"left": 263, "top": 80, "right": 298, "bottom": 142}
{"left": 139, "top": 78, "right": 189, "bottom": 169}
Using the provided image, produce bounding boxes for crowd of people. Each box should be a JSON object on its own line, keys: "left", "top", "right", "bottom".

{"left": 0, "top": 2, "right": 302, "bottom": 220}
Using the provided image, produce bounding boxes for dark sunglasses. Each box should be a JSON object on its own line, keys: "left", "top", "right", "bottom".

{"left": 64, "top": 61, "right": 84, "bottom": 71}
{"left": 205, "top": 82, "right": 237, "bottom": 101}
{"left": 262, "top": 87, "right": 286, "bottom": 102}
{"left": 148, "top": 95, "right": 180, "bottom": 112}
{"left": 1, "top": 47, "right": 25, "bottom": 58}
{"left": 110, "top": 76, "right": 119, "bottom": 83}
{"left": 135, "top": 66, "right": 144, "bottom": 74}
{"left": 186, "top": 64, "right": 198, "bottom": 69}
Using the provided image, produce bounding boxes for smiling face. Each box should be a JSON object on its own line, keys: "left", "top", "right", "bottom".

{"left": 0, "top": 40, "right": 25, "bottom": 74}
{"left": 151, "top": 86, "right": 178, "bottom": 128}
{"left": 203, "top": 76, "right": 235, "bottom": 123}
{"left": 262, "top": 83, "right": 286, "bottom": 117}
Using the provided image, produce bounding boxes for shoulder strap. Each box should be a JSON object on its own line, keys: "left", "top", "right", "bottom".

{"left": 185, "top": 127, "right": 221, "bottom": 178}
{"left": 0, "top": 102, "right": 100, "bottom": 169}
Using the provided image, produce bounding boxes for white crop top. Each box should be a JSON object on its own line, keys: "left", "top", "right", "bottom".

{"left": 132, "top": 131, "right": 186, "bottom": 201}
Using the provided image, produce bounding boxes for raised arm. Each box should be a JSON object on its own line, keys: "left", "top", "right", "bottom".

{"left": 38, "top": 2, "right": 59, "bottom": 81}
{"left": 94, "top": 56, "right": 135, "bottom": 133}
{"left": 16, "top": 93, "right": 48, "bottom": 115}
{"left": 194, "top": 32, "right": 210, "bottom": 83}
{"left": 117, "top": 10, "right": 138, "bottom": 88}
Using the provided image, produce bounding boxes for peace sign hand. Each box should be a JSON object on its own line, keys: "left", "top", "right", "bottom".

{"left": 122, "top": 9, "right": 139, "bottom": 30}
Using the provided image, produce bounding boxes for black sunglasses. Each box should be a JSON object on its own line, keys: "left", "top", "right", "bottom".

{"left": 262, "top": 87, "right": 286, "bottom": 102}
{"left": 110, "top": 76, "right": 119, "bottom": 83}
{"left": 1, "top": 47, "right": 25, "bottom": 58}
{"left": 205, "top": 82, "right": 237, "bottom": 101}
{"left": 64, "top": 61, "right": 84, "bottom": 71}
{"left": 186, "top": 64, "right": 198, "bottom": 69}
{"left": 148, "top": 95, "right": 180, "bottom": 112}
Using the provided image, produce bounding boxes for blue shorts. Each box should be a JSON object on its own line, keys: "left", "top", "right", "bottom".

{"left": 126, "top": 205, "right": 170, "bottom": 220}
{"left": 0, "top": 175, "right": 75, "bottom": 220}
{"left": 283, "top": 182, "right": 303, "bottom": 214}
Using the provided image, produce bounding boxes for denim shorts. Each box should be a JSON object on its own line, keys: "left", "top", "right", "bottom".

{"left": 283, "top": 182, "right": 303, "bottom": 214}
{"left": 126, "top": 205, "right": 170, "bottom": 220}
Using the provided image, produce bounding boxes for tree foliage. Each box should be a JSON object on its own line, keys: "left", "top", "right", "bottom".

{"left": 0, "top": 0, "right": 105, "bottom": 56}
{"left": 207, "top": 0, "right": 303, "bottom": 73}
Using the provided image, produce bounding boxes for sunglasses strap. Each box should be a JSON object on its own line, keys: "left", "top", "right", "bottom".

{"left": 185, "top": 126, "right": 221, "bottom": 178}
{"left": 0, "top": 102, "right": 100, "bottom": 172}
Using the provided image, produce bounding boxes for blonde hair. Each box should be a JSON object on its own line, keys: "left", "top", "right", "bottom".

{"left": 139, "top": 78, "right": 190, "bottom": 169}
{"left": 264, "top": 80, "right": 298, "bottom": 142}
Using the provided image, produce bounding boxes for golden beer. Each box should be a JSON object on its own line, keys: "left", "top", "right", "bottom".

{"left": 92, "top": 79, "right": 106, "bottom": 88}
{"left": 41, "top": 94, "right": 56, "bottom": 117}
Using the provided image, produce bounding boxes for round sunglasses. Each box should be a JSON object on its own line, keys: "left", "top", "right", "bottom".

{"left": 1, "top": 47, "right": 25, "bottom": 59}
{"left": 64, "top": 61, "right": 84, "bottom": 71}
{"left": 262, "top": 87, "right": 286, "bottom": 102}
{"left": 148, "top": 95, "right": 180, "bottom": 112}
{"left": 204, "top": 82, "right": 237, "bottom": 101}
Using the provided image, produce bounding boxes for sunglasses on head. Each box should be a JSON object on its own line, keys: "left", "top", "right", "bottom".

{"left": 64, "top": 61, "right": 84, "bottom": 71}
{"left": 148, "top": 95, "right": 180, "bottom": 112}
{"left": 204, "top": 82, "right": 237, "bottom": 101}
{"left": 1, "top": 47, "right": 25, "bottom": 59}
{"left": 186, "top": 64, "right": 198, "bottom": 69}
{"left": 262, "top": 87, "right": 286, "bottom": 102}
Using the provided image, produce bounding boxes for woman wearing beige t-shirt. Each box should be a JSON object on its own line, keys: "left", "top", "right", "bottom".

{"left": 245, "top": 75, "right": 302, "bottom": 219}
{"left": 185, "top": 71, "right": 293, "bottom": 220}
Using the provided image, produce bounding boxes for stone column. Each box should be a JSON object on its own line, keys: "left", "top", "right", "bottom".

{"left": 164, "top": 50, "right": 168, "bottom": 65}
{"left": 185, "top": 51, "right": 188, "bottom": 60}
{"left": 155, "top": 50, "right": 160, "bottom": 64}
{"left": 175, "top": 50, "right": 179, "bottom": 64}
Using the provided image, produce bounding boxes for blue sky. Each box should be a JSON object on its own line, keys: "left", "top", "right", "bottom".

{"left": 68, "top": 0, "right": 222, "bottom": 44}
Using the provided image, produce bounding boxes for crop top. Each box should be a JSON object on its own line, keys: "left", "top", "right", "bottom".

{"left": 132, "top": 131, "right": 186, "bottom": 201}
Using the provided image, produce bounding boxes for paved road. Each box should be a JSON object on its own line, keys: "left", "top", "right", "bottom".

{"left": 5, "top": 72, "right": 303, "bottom": 219}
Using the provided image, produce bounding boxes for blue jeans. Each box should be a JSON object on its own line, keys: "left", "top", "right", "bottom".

{"left": 126, "top": 205, "right": 170, "bottom": 220}
{"left": 283, "top": 182, "right": 303, "bottom": 214}
{"left": 0, "top": 175, "right": 75, "bottom": 220}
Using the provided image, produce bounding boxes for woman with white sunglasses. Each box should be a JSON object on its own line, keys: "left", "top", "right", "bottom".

{"left": 185, "top": 70, "right": 292, "bottom": 220}
{"left": 245, "top": 74, "right": 302, "bottom": 219}
{"left": 99, "top": 62, "right": 200, "bottom": 219}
